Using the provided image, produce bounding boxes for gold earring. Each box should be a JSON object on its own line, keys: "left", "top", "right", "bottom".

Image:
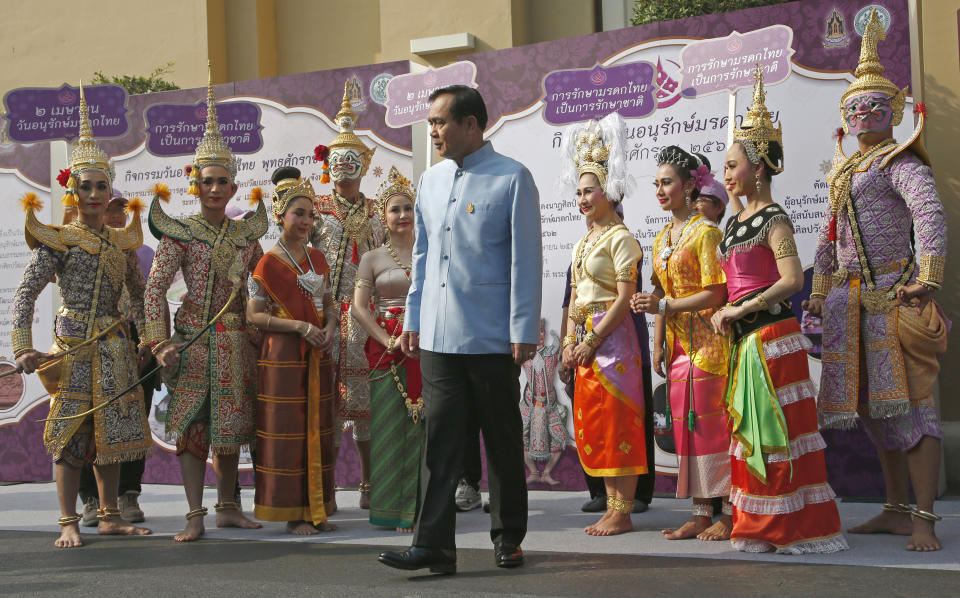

{"left": 755, "top": 170, "right": 763, "bottom": 194}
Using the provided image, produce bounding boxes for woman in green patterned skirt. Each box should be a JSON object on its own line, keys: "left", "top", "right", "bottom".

{"left": 351, "top": 167, "right": 423, "bottom": 532}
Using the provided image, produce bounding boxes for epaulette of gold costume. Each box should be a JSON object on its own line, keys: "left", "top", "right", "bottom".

{"left": 374, "top": 166, "right": 416, "bottom": 222}
{"left": 23, "top": 193, "right": 143, "bottom": 253}
{"left": 148, "top": 194, "right": 268, "bottom": 245}
{"left": 828, "top": 8, "right": 930, "bottom": 179}
{"left": 733, "top": 65, "right": 784, "bottom": 173}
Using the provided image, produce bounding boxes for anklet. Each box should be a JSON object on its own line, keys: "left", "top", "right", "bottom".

{"left": 912, "top": 508, "right": 942, "bottom": 522}
{"left": 606, "top": 496, "right": 632, "bottom": 514}
{"left": 185, "top": 506, "right": 209, "bottom": 520}
{"left": 691, "top": 503, "right": 714, "bottom": 518}
{"left": 881, "top": 502, "right": 913, "bottom": 514}
{"left": 358, "top": 481, "right": 372, "bottom": 493}
{"left": 214, "top": 502, "right": 239, "bottom": 513}
{"left": 96, "top": 506, "right": 122, "bottom": 520}
{"left": 58, "top": 514, "right": 82, "bottom": 526}
{"left": 721, "top": 502, "right": 733, "bottom": 516}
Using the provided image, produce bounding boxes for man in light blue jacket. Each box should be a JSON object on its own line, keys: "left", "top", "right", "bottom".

{"left": 378, "top": 85, "right": 542, "bottom": 574}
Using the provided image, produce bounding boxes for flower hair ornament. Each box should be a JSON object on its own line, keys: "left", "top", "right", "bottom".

{"left": 60, "top": 81, "right": 115, "bottom": 206}
{"left": 558, "top": 111, "right": 633, "bottom": 202}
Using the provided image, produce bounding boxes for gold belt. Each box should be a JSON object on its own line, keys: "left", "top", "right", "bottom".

{"left": 831, "top": 258, "right": 910, "bottom": 288}
{"left": 57, "top": 308, "right": 125, "bottom": 329}
{"left": 569, "top": 301, "right": 609, "bottom": 325}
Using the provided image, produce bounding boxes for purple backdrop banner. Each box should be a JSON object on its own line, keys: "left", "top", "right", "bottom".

{"left": 3, "top": 84, "right": 128, "bottom": 142}
{"left": 542, "top": 63, "right": 657, "bottom": 124}
{"left": 144, "top": 101, "right": 263, "bottom": 156}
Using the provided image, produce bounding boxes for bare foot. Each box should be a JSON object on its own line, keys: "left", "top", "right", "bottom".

{"left": 396, "top": 526, "right": 413, "bottom": 533}
{"left": 288, "top": 521, "right": 321, "bottom": 536}
{"left": 662, "top": 516, "right": 711, "bottom": 540}
{"left": 697, "top": 516, "right": 732, "bottom": 541}
{"left": 55, "top": 523, "right": 83, "bottom": 548}
{"left": 906, "top": 518, "right": 941, "bottom": 552}
{"left": 540, "top": 474, "right": 561, "bottom": 486}
{"left": 216, "top": 509, "right": 262, "bottom": 530}
{"left": 175, "top": 517, "right": 205, "bottom": 542}
{"left": 584, "top": 508, "right": 613, "bottom": 534}
{"left": 587, "top": 511, "right": 633, "bottom": 536}
{"left": 526, "top": 472, "right": 541, "bottom": 484}
{"left": 98, "top": 515, "right": 152, "bottom": 537}
{"left": 847, "top": 511, "right": 912, "bottom": 535}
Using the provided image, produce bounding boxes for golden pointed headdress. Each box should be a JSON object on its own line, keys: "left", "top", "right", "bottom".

{"left": 375, "top": 166, "right": 416, "bottom": 221}
{"left": 733, "top": 65, "right": 784, "bottom": 173}
{"left": 329, "top": 80, "right": 376, "bottom": 176}
{"left": 69, "top": 82, "right": 114, "bottom": 180}
{"left": 59, "top": 81, "right": 114, "bottom": 206}
{"left": 271, "top": 173, "right": 317, "bottom": 222}
{"left": 190, "top": 62, "right": 238, "bottom": 183}
{"left": 840, "top": 8, "right": 906, "bottom": 130}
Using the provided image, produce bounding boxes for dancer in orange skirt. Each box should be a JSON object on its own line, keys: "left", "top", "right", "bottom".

{"left": 711, "top": 67, "right": 847, "bottom": 554}
{"left": 560, "top": 112, "right": 647, "bottom": 536}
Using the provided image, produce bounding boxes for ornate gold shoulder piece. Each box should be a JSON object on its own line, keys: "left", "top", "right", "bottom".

{"left": 147, "top": 195, "right": 192, "bottom": 242}
{"left": 234, "top": 197, "right": 269, "bottom": 242}
{"left": 109, "top": 211, "right": 144, "bottom": 251}
{"left": 25, "top": 208, "right": 66, "bottom": 251}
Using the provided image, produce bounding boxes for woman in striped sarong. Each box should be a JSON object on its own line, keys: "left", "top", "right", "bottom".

{"left": 352, "top": 167, "right": 424, "bottom": 532}
{"left": 247, "top": 166, "right": 338, "bottom": 535}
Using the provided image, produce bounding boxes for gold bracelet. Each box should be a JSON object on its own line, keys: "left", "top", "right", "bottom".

{"left": 755, "top": 294, "right": 769, "bottom": 311}
{"left": 265, "top": 315, "right": 273, "bottom": 330}
{"left": 583, "top": 330, "right": 602, "bottom": 348}
{"left": 561, "top": 335, "right": 577, "bottom": 349}
{"left": 151, "top": 339, "right": 170, "bottom": 356}
{"left": 386, "top": 336, "right": 396, "bottom": 352}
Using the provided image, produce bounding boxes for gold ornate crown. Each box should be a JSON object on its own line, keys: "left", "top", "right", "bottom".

{"left": 733, "top": 65, "right": 784, "bottom": 173}
{"left": 840, "top": 8, "right": 906, "bottom": 130}
{"left": 329, "top": 80, "right": 376, "bottom": 176}
{"left": 69, "top": 81, "right": 114, "bottom": 180}
{"left": 375, "top": 166, "right": 416, "bottom": 221}
{"left": 574, "top": 122, "right": 611, "bottom": 189}
{"left": 193, "top": 62, "right": 238, "bottom": 178}
{"left": 271, "top": 177, "right": 317, "bottom": 222}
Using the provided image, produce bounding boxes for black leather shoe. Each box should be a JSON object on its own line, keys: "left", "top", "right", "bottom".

{"left": 494, "top": 542, "right": 524, "bottom": 568}
{"left": 633, "top": 500, "right": 649, "bottom": 514}
{"left": 581, "top": 495, "right": 606, "bottom": 512}
{"left": 378, "top": 547, "right": 456, "bottom": 574}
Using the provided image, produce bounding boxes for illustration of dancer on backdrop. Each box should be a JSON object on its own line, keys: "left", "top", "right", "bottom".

{"left": 520, "top": 319, "right": 568, "bottom": 486}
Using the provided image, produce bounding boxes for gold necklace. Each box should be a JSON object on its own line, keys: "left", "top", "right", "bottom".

{"left": 574, "top": 222, "right": 615, "bottom": 276}
{"left": 385, "top": 241, "right": 411, "bottom": 278}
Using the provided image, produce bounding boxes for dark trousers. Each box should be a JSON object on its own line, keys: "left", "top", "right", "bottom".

{"left": 577, "top": 364, "right": 655, "bottom": 503}
{"left": 462, "top": 411, "right": 482, "bottom": 490}
{"left": 413, "top": 350, "right": 527, "bottom": 550}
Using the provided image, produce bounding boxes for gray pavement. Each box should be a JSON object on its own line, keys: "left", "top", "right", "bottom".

{"left": 1, "top": 483, "right": 958, "bottom": 597}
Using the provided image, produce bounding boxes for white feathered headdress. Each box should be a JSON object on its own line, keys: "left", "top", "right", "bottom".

{"left": 558, "top": 111, "right": 632, "bottom": 202}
